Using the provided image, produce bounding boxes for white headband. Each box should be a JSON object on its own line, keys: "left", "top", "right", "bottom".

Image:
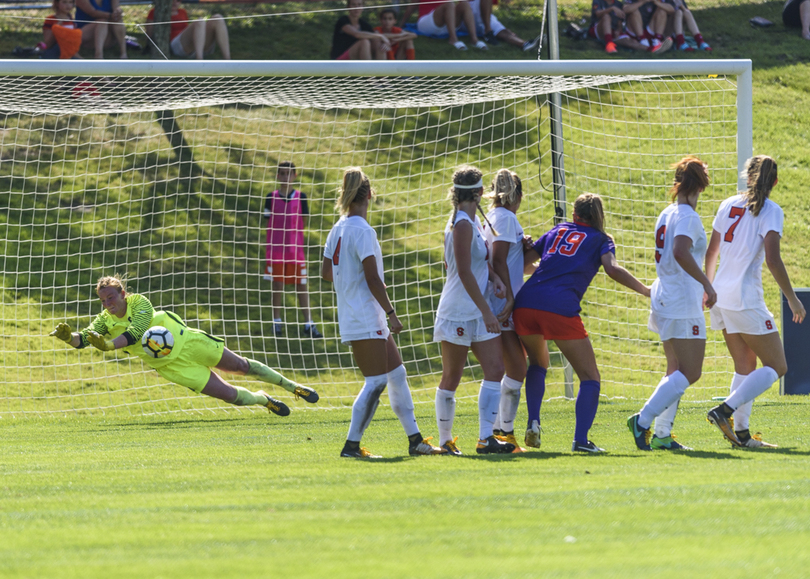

{"left": 454, "top": 179, "right": 484, "bottom": 189}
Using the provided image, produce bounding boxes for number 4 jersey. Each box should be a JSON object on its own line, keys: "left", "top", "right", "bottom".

{"left": 712, "top": 194, "right": 784, "bottom": 311}
{"left": 514, "top": 221, "right": 615, "bottom": 317}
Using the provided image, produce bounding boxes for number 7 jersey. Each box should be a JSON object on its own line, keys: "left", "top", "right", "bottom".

{"left": 711, "top": 194, "right": 784, "bottom": 311}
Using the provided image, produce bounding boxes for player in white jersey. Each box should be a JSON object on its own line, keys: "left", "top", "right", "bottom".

{"left": 705, "top": 155, "right": 806, "bottom": 447}
{"left": 483, "top": 169, "right": 534, "bottom": 452}
{"left": 322, "top": 167, "right": 444, "bottom": 459}
{"left": 434, "top": 165, "right": 515, "bottom": 455}
{"left": 628, "top": 156, "right": 716, "bottom": 451}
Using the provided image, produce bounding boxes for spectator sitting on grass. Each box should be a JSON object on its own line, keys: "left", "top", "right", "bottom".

{"left": 74, "top": 0, "right": 127, "bottom": 58}
{"left": 590, "top": 0, "right": 670, "bottom": 54}
{"left": 468, "top": 0, "right": 542, "bottom": 51}
{"left": 331, "top": 0, "right": 391, "bottom": 60}
{"left": 670, "top": 0, "right": 711, "bottom": 51}
{"left": 145, "top": 0, "right": 231, "bottom": 60}
{"left": 783, "top": 0, "right": 810, "bottom": 40}
{"left": 623, "top": 0, "right": 673, "bottom": 52}
{"left": 375, "top": 8, "right": 417, "bottom": 59}
{"left": 40, "top": 0, "right": 83, "bottom": 59}
{"left": 399, "top": 0, "right": 487, "bottom": 51}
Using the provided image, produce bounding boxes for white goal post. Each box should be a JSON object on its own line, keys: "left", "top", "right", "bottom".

{"left": 0, "top": 59, "right": 752, "bottom": 416}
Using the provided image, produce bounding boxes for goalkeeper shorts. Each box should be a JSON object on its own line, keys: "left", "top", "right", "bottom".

{"left": 156, "top": 328, "right": 225, "bottom": 393}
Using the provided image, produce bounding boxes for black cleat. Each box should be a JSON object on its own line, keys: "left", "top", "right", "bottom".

{"left": 627, "top": 413, "right": 652, "bottom": 450}
{"left": 476, "top": 435, "right": 515, "bottom": 454}
{"left": 293, "top": 384, "right": 319, "bottom": 404}
{"left": 707, "top": 406, "right": 742, "bottom": 446}
{"left": 261, "top": 391, "right": 290, "bottom": 417}
{"left": 572, "top": 440, "right": 606, "bottom": 453}
{"left": 301, "top": 325, "right": 323, "bottom": 338}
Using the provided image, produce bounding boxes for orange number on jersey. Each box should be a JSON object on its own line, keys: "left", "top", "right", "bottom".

{"left": 333, "top": 237, "right": 342, "bottom": 265}
{"left": 655, "top": 225, "right": 666, "bottom": 263}
{"left": 724, "top": 206, "right": 746, "bottom": 242}
{"left": 548, "top": 228, "right": 587, "bottom": 256}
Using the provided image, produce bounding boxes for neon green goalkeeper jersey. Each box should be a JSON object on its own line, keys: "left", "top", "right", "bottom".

{"left": 79, "top": 293, "right": 189, "bottom": 368}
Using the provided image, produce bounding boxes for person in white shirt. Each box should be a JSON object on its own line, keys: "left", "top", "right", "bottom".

{"left": 433, "top": 165, "right": 515, "bottom": 456}
{"left": 628, "top": 156, "right": 715, "bottom": 451}
{"left": 322, "top": 167, "right": 444, "bottom": 458}
{"left": 704, "top": 155, "right": 806, "bottom": 447}
{"left": 483, "top": 169, "right": 534, "bottom": 451}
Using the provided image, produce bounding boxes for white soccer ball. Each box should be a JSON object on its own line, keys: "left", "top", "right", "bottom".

{"left": 141, "top": 326, "right": 174, "bottom": 359}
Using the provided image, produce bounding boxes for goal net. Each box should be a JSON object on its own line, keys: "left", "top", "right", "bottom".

{"left": 0, "top": 60, "right": 752, "bottom": 416}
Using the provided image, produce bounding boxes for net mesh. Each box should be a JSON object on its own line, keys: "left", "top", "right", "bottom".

{"left": 0, "top": 70, "right": 740, "bottom": 416}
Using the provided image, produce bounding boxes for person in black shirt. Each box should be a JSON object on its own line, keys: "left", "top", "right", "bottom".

{"left": 783, "top": 0, "right": 810, "bottom": 39}
{"left": 331, "top": 0, "right": 391, "bottom": 59}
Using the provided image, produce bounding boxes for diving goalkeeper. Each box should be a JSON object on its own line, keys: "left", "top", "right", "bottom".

{"left": 49, "top": 274, "right": 319, "bottom": 415}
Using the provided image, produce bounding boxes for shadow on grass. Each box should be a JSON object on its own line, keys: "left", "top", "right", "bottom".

{"left": 734, "top": 447, "right": 810, "bottom": 456}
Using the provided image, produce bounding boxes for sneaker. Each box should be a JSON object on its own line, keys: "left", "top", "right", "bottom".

{"left": 739, "top": 432, "right": 778, "bottom": 448}
{"left": 495, "top": 433, "right": 526, "bottom": 453}
{"left": 524, "top": 419, "right": 542, "bottom": 448}
{"left": 605, "top": 41, "right": 618, "bottom": 54}
{"left": 707, "top": 406, "right": 742, "bottom": 446}
{"left": 699, "top": 41, "right": 712, "bottom": 51}
{"left": 302, "top": 325, "right": 323, "bottom": 338}
{"left": 651, "top": 37, "right": 673, "bottom": 54}
{"left": 274, "top": 323, "right": 283, "bottom": 337}
{"left": 476, "top": 435, "right": 516, "bottom": 454}
{"left": 409, "top": 436, "right": 447, "bottom": 455}
{"left": 572, "top": 440, "right": 606, "bottom": 453}
{"left": 340, "top": 446, "right": 382, "bottom": 458}
{"left": 678, "top": 42, "right": 694, "bottom": 52}
{"left": 451, "top": 40, "right": 467, "bottom": 51}
{"left": 260, "top": 391, "right": 290, "bottom": 417}
{"left": 483, "top": 31, "right": 500, "bottom": 45}
{"left": 649, "top": 38, "right": 661, "bottom": 51}
{"left": 293, "top": 384, "right": 319, "bottom": 404}
{"left": 522, "top": 34, "right": 542, "bottom": 52}
{"left": 627, "top": 413, "right": 652, "bottom": 450}
{"left": 442, "top": 436, "right": 462, "bottom": 456}
{"left": 651, "top": 434, "right": 693, "bottom": 450}
{"left": 474, "top": 40, "right": 489, "bottom": 51}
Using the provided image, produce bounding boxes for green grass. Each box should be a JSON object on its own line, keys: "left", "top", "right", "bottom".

{"left": 2, "top": 394, "right": 810, "bottom": 578}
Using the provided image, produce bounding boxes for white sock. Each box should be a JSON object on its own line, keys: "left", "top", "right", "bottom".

{"left": 478, "top": 379, "right": 501, "bottom": 440}
{"left": 305, "top": 320, "right": 314, "bottom": 328}
{"left": 387, "top": 364, "right": 419, "bottom": 437}
{"left": 435, "top": 388, "right": 456, "bottom": 445}
{"left": 653, "top": 397, "right": 681, "bottom": 438}
{"left": 498, "top": 376, "right": 523, "bottom": 433}
{"left": 729, "top": 372, "right": 750, "bottom": 431}
{"left": 725, "top": 366, "right": 779, "bottom": 411}
{"left": 346, "top": 374, "right": 387, "bottom": 442}
{"left": 638, "top": 371, "right": 690, "bottom": 429}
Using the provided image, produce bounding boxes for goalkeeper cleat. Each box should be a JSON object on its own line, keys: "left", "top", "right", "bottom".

{"left": 340, "top": 446, "right": 382, "bottom": 458}
{"left": 301, "top": 325, "right": 323, "bottom": 339}
{"left": 651, "top": 434, "right": 693, "bottom": 451}
{"left": 293, "top": 384, "right": 319, "bottom": 404}
{"left": 524, "top": 419, "right": 542, "bottom": 448}
{"left": 739, "top": 432, "right": 778, "bottom": 448}
{"left": 495, "top": 433, "right": 526, "bottom": 453}
{"left": 707, "top": 406, "right": 742, "bottom": 446}
{"left": 627, "top": 413, "right": 652, "bottom": 451}
{"left": 476, "top": 435, "right": 516, "bottom": 454}
{"left": 441, "top": 437, "right": 462, "bottom": 456}
{"left": 260, "top": 391, "right": 290, "bottom": 417}
{"left": 409, "top": 437, "right": 447, "bottom": 456}
{"left": 572, "top": 440, "right": 606, "bottom": 453}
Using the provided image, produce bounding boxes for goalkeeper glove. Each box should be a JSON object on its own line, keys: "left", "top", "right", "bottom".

{"left": 87, "top": 331, "right": 116, "bottom": 352}
{"left": 49, "top": 322, "right": 74, "bottom": 344}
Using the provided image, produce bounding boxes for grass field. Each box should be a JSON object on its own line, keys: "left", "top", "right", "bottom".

{"left": 2, "top": 395, "right": 810, "bottom": 578}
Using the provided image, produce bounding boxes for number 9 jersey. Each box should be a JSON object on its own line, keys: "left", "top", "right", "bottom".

{"left": 514, "top": 221, "right": 615, "bottom": 317}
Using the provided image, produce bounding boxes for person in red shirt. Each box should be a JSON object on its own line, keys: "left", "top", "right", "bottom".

{"left": 374, "top": 8, "right": 416, "bottom": 59}
{"left": 145, "top": 0, "right": 231, "bottom": 60}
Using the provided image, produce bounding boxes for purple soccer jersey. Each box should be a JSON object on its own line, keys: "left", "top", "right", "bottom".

{"left": 514, "top": 221, "right": 615, "bottom": 317}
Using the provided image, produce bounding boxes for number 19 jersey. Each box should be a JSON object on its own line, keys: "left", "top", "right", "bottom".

{"left": 323, "top": 215, "right": 387, "bottom": 337}
{"left": 712, "top": 194, "right": 784, "bottom": 311}
{"left": 651, "top": 203, "right": 707, "bottom": 319}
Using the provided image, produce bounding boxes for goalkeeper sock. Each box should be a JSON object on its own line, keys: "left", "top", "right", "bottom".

{"left": 232, "top": 386, "right": 270, "bottom": 406}
{"left": 246, "top": 359, "right": 297, "bottom": 393}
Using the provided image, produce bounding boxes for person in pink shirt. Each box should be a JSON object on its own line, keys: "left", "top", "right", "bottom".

{"left": 263, "top": 162, "right": 322, "bottom": 338}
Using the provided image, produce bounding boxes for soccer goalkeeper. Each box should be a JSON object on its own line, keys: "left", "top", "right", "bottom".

{"left": 49, "top": 274, "right": 319, "bottom": 415}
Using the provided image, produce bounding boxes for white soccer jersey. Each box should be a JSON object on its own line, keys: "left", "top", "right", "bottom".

{"left": 483, "top": 207, "right": 525, "bottom": 316}
{"left": 323, "top": 215, "right": 387, "bottom": 337}
{"left": 436, "top": 212, "right": 490, "bottom": 322}
{"left": 650, "top": 202, "right": 708, "bottom": 319}
{"left": 712, "top": 194, "right": 784, "bottom": 311}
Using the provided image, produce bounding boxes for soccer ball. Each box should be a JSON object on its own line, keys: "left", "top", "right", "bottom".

{"left": 141, "top": 326, "right": 174, "bottom": 359}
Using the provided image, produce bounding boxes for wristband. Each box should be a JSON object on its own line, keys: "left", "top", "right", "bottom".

{"left": 386, "top": 309, "right": 395, "bottom": 317}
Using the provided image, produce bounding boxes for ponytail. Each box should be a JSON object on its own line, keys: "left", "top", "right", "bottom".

{"left": 742, "top": 155, "right": 777, "bottom": 217}
{"left": 337, "top": 167, "right": 374, "bottom": 215}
